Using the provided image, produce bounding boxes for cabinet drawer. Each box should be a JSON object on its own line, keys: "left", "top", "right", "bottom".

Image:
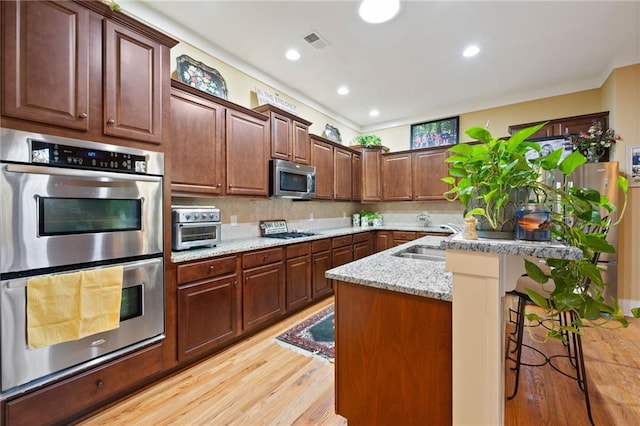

{"left": 311, "top": 238, "right": 331, "bottom": 253}
{"left": 393, "top": 231, "right": 416, "bottom": 241}
{"left": 5, "top": 344, "right": 162, "bottom": 426}
{"left": 286, "top": 242, "right": 311, "bottom": 258}
{"left": 332, "top": 235, "right": 353, "bottom": 249}
{"left": 177, "top": 256, "right": 237, "bottom": 284}
{"left": 353, "top": 232, "right": 371, "bottom": 243}
{"left": 243, "top": 247, "right": 284, "bottom": 269}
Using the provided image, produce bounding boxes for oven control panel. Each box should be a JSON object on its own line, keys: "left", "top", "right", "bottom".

{"left": 30, "top": 140, "right": 147, "bottom": 173}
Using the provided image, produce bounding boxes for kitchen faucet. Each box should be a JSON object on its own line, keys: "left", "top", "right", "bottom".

{"left": 440, "top": 223, "right": 463, "bottom": 234}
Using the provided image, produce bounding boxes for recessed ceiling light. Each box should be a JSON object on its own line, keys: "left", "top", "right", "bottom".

{"left": 369, "top": 109, "right": 380, "bottom": 117}
{"left": 337, "top": 86, "right": 349, "bottom": 95}
{"left": 285, "top": 49, "right": 301, "bottom": 61}
{"left": 358, "top": 0, "right": 400, "bottom": 24}
{"left": 463, "top": 45, "right": 480, "bottom": 57}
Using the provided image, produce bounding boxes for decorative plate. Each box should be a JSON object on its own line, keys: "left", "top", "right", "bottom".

{"left": 323, "top": 124, "right": 342, "bottom": 143}
{"left": 175, "top": 54, "right": 228, "bottom": 99}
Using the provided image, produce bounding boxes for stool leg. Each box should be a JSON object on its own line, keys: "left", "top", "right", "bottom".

{"left": 507, "top": 295, "right": 526, "bottom": 400}
{"left": 571, "top": 312, "right": 594, "bottom": 425}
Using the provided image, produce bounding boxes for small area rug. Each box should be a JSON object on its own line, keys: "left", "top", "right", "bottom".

{"left": 275, "top": 305, "right": 334, "bottom": 361}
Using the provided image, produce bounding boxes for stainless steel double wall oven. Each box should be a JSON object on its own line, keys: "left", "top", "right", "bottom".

{"left": 0, "top": 128, "right": 165, "bottom": 395}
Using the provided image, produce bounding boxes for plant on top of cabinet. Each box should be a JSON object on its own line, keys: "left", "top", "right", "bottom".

{"left": 351, "top": 134, "right": 382, "bottom": 147}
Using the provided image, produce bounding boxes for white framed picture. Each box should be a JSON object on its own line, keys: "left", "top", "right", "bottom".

{"left": 628, "top": 146, "right": 640, "bottom": 187}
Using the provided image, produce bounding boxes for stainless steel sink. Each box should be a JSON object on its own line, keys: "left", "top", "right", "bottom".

{"left": 394, "top": 245, "right": 446, "bottom": 261}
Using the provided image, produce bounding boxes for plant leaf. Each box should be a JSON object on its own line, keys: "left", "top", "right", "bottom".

{"left": 465, "top": 127, "right": 493, "bottom": 144}
{"left": 631, "top": 307, "right": 640, "bottom": 318}
{"left": 558, "top": 151, "right": 586, "bottom": 175}
{"left": 524, "top": 259, "right": 549, "bottom": 283}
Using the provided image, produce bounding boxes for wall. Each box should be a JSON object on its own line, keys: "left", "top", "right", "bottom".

{"left": 169, "top": 42, "right": 359, "bottom": 145}
{"left": 373, "top": 89, "right": 603, "bottom": 152}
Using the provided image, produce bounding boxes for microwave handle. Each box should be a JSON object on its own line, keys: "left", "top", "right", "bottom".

{"left": 3, "top": 164, "right": 161, "bottom": 183}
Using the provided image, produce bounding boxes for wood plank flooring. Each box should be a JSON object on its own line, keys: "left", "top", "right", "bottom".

{"left": 81, "top": 296, "right": 640, "bottom": 425}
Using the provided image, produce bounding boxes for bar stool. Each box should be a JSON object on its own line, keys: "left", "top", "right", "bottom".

{"left": 506, "top": 218, "right": 610, "bottom": 426}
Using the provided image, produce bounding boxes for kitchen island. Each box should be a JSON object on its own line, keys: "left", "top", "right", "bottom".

{"left": 326, "top": 235, "right": 581, "bottom": 425}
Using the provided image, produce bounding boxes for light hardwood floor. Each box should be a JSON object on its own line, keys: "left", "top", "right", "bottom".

{"left": 81, "top": 296, "right": 640, "bottom": 425}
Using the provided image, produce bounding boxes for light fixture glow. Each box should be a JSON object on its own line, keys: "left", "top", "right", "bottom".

{"left": 462, "top": 45, "right": 480, "bottom": 57}
{"left": 359, "top": 0, "right": 400, "bottom": 24}
{"left": 369, "top": 109, "right": 380, "bottom": 117}
{"left": 337, "top": 86, "right": 349, "bottom": 95}
{"left": 285, "top": 49, "right": 301, "bottom": 61}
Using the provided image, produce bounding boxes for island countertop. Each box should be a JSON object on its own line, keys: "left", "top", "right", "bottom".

{"left": 326, "top": 234, "right": 582, "bottom": 302}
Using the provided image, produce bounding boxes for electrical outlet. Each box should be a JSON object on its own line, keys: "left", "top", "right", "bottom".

{"left": 309, "top": 212, "right": 314, "bottom": 221}
{"left": 230, "top": 215, "right": 237, "bottom": 226}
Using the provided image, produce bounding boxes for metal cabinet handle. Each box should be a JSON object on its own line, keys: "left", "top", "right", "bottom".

{"left": 209, "top": 265, "right": 215, "bottom": 271}
{"left": 107, "top": 118, "right": 115, "bottom": 125}
{"left": 78, "top": 112, "right": 87, "bottom": 119}
{"left": 228, "top": 184, "right": 233, "bottom": 188}
{"left": 96, "top": 380, "right": 105, "bottom": 389}
{"left": 233, "top": 280, "right": 238, "bottom": 286}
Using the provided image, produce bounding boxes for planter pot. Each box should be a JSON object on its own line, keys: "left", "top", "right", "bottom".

{"left": 470, "top": 188, "right": 530, "bottom": 239}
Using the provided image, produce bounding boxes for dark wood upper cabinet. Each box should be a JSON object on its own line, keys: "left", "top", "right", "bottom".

{"left": 103, "top": 20, "right": 163, "bottom": 144}
{"left": 1, "top": 0, "right": 177, "bottom": 147}
{"left": 169, "top": 84, "right": 225, "bottom": 194}
{"left": 334, "top": 147, "right": 353, "bottom": 200}
{"left": 310, "top": 135, "right": 334, "bottom": 199}
{"left": 382, "top": 152, "right": 413, "bottom": 201}
{"left": 508, "top": 111, "right": 609, "bottom": 138}
{"left": 352, "top": 154, "right": 362, "bottom": 201}
{"left": 2, "top": 1, "right": 90, "bottom": 130}
{"left": 412, "top": 149, "right": 450, "bottom": 201}
{"left": 254, "top": 104, "right": 312, "bottom": 165}
{"left": 225, "top": 108, "right": 270, "bottom": 196}
{"left": 360, "top": 148, "right": 382, "bottom": 202}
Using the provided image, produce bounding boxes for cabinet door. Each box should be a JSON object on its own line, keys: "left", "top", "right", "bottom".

{"left": 286, "top": 255, "right": 312, "bottom": 310}
{"left": 352, "top": 154, "right": 362, "bottom": 201}
{"left": 332, "top": 245, "right": 353, "bottom": 268}
{"left": 312, "top": 250, "right": 332, "bottom": 299}
{"left": 242, "top": 263, "right": 285, "bottom": 331}
{"left": 292, "top": 121, "right": 311, "bottom": 165}
{"left": 353, "top": 241, "right": 372, "bottom": 260}
{"left": 270, "top": 112, "right": 291, "bottom": 161}
{"left": 413, "top": 149, "right": 450, "bottom": 201}
{"left": 382, "top": 153, "right": 413, "bottom": 201}
{"left": 311, "top": 138, "right": 334, "bottom": 199}
{"left": 226, "top": 108, "right": 270, "bottom": 196}
{"left": 375, "top": 231, "right": 393, "bottom": 252}
{"left": 169, "top": 87, "right": 224, "bottom": 194}
{"left": 177, "top": 275, "right": 238, "bottom": 361}
{"left": 2, "top": 1, "right": 90, "bottom": 130}
{"left": 559, "top": 113, "right": 608, "bottom": 136}
{"left": 104, "top": 20, "right": 163, "bottom": 144}
{"left": 361, "top": 149, "right": 382, "bottom": 202}
{"left": 334, "top": 148, "right": 353, "bottom": 200}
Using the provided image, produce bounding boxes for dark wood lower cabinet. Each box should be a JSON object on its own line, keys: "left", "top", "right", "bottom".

{"left": 177, "top": 275, "right": 239, "bottom": 361}
{"left": 335, "top": 281, "right": 452, "bottom": 425}
{"left": 285, "top": 243, "right": 312, "bottom": 311}
{"left": 5, "top": 343, "right": 163, "bottom": 426}
{"left": 242, "top": 262, "right": 286, "bottom": 331}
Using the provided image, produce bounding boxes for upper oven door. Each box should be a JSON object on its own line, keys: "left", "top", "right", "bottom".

{"left": 0, "top": 164, "right": 163, "bottom": 274}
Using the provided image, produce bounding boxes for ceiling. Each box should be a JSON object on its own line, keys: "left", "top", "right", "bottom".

{"left": 125, "top": 1, "right": 640, "bottom": 132}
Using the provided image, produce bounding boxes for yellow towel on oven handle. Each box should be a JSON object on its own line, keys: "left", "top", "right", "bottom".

{"left": 27, "top": 266, "right": 123, "bottom": 350}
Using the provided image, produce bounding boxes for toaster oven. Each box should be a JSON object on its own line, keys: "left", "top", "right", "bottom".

{"left": 172, "top": 206, "right": 221, "bottom": 250}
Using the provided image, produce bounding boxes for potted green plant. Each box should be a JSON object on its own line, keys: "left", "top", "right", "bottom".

{"left": 351, "top": 134, "right": 382, "bottom": 148}
{"left": 443, "top": 122, "right": 638, "bottom": 335}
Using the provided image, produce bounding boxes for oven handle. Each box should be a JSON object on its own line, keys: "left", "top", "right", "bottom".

{"left": 4, "top": 257, "right": 162, "bottom": 289}
{"left": 4, "top": 164, "right": 162, "bottom": 183}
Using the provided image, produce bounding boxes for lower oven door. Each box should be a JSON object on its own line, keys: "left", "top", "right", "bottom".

{"left": 0, "top": 257, "right": 164, "bottom": 394}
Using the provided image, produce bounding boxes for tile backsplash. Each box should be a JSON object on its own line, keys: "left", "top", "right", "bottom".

{"left": 172, "top": 197, "right": 464, "bottom": 241}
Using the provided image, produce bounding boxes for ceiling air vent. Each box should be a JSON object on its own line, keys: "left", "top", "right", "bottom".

{"left": 303, "top": 31, "right": 330, "bottom": 50}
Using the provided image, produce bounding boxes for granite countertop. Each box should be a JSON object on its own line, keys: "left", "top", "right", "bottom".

{"left": 325, "top": 236, "right": 453, "bottom": 301}
{"left": 325, "top": 234, "right": 583, "bottom": 303}
{"left": 171, "top": 224, "right": 452, "bottom": 264}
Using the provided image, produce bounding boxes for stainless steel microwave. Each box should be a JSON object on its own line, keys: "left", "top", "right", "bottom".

{"left": 270, "top": 159, "right": 316, "bottom": 200}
